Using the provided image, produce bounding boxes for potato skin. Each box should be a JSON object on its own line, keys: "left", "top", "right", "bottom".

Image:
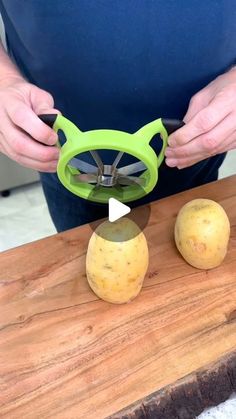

{"left": 174, "top": 199, "right": 230, "bottom": 269}
{"left": 86, "top": 218, "right": 149, "bottom": 304}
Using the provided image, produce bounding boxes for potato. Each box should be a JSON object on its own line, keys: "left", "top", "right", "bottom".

{"left": 174, "top": 199, "right": 230, "bottom": 269}
{"left": 86, "top": 217, "right": 149, "bottom": 304}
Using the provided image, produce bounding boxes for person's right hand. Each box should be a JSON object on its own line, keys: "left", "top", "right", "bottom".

{"left": 0, "top": 76, "right": 60, "bottom": 172}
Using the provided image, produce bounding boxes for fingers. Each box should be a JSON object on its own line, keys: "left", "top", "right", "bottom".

{"left": 0, "top": 113, "right": 59, "bottom": 172}
{"left": 176, "top": 130, "right": 236, "bottom": 169}
{"left": 30, "top": 86, "right": 55, "bottom": 113}
{"left": 165, "top": 112, "right": 236, "bottom": 167}
{"left": 30, "top": 85, "right": 61, "bottom": 118}
{"left": 168, "top": 93, "right": 232, "bottom": 148}
{"left": 6, "top": 100, "right": 58, "bottom": 146}
{"left": 0, "top": 80, "right": 61, "bottom": 172}
{"left": 165, "top": 78, "right": 236, "bottom": 169}
{"left": 166, "top": 127, "right": 236, "bottom": 169}
{"left": 13, "top": 155, "right": 58, "bottom": 172}
{"left": 10, "top": 126, "right": 59, "bottom": 162}
{"left": 0, "top": 137, "right": 58, "bottom": 172}
{"left": 184, "top": 88, "right": 212, "bottom": 122}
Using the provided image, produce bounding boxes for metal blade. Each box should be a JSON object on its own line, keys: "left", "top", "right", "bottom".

{"left": 117, "top": 175, "right": 146, "bottom": 186}
{"left": 100, "top": 177, "right": 115, "bottom": 187}
{"left": 74, "top": 173, "right": 98, "bottom": 184}
{"left": 90, "top": 150, "right": 104, "bottom": 173}
{"left": 69, "top": 158, "right": 98, "bottom": 174}
{"left": 103, "top": 164, "right": 113, "bottom": 175}
{"left": 112, "top": 151, "right": 124, "bottom": 169}
{"left": 118, "top": 161, "right": 146, "bottom": 176}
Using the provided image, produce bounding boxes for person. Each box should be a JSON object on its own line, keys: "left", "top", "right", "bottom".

{"left": 0, "top": 1, "right": 236, "bottom": 232}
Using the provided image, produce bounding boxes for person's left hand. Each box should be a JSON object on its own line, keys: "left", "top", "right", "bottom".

{"left": 165, "top": 67, "right": 236, "bottom": 169}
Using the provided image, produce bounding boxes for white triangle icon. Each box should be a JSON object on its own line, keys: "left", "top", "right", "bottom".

{"left": 108, "top": 198, "right": 131, "bottom": 222}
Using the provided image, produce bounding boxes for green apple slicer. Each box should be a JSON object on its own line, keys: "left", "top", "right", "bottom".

{"left": 39, "top": 114, "right": 184, "bottom": 203}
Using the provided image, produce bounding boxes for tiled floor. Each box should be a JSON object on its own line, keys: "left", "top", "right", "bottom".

{"left": 198, "top": 394, "right": 236, "bottom": 419}
{"left": 0, "top": 181, "right": 55, "bottom": 252}
{"left": 0, "top": 153, "right": 235, "bottom": 419}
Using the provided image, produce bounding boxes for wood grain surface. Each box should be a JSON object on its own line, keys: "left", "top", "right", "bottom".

{"left": 110, "top": 352, "right": 236, "bottom": 419}
{"left": 0, "top": 176, "right": 236, "bottom": 419}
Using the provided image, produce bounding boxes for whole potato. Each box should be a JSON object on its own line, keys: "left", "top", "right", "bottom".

{"left": 174, "top": 199, "right": 230, "bottom": 269}
{"left": 86, "top": 217, "right": 149, "bottom": 304}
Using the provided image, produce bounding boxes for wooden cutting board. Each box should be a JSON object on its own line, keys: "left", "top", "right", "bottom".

{"left": 0, "top": 176, "right": 235, "bottom": 419}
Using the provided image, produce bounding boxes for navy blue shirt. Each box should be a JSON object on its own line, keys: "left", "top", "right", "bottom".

{"left": 0, "top": 1, "right": 234, "bottom": 206}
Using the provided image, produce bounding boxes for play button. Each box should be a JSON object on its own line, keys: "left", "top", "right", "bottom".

{"left": 108, "top": 198, "right": 131, "bottom": 222}
{"left": 88, "top": 191, "right": 151, "bottom": 241}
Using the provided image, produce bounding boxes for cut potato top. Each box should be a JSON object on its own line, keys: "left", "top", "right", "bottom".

{"left": 86, "top": 217, "right": 149, "bottom": 304}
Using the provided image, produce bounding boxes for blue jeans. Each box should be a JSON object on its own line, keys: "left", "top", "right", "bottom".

{"left": 40, "top": 153, "right": 226, "bottom": 232}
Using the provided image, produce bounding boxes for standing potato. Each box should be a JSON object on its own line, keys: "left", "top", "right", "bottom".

{"left": 86, "top": 217, "right": 149, "bottom": 304}
{"left": 174, "top": 199, "right": 230, "bottom": 269}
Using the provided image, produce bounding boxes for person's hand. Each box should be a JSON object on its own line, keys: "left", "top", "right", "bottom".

{"left": 165, "top": 68, "right": 236, "bottom": 169}
{"left": 0, "top": 76, "right": 59, "bottom": 172}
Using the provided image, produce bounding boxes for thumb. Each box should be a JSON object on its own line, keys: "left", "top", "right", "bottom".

{"left": 184, "top": 88, "right": 211, "bottom": 123}
{"left": 30, "top": 85, "right": 59, "bottom": 115}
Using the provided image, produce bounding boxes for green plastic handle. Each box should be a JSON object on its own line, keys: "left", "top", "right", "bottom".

{"left": 38, "top": 114, "right": 184, "bottom": 203}
{"left": 135, "top": 118, "right": 184, "bottom": 168}
{"left": 38, "top": 114, "right": 82, "bottom": 147}
{"left": 135, "top": 118, "right": 168, "bottom": 168}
